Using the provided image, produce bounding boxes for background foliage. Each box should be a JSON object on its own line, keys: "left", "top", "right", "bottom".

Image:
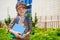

{"left": 0, "top": 25, "right": 60, "bottom": 40}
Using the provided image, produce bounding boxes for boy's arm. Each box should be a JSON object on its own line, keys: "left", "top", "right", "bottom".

{"left": 8, "top": 18, "right": 15, "bottom": 28}
{"left": 27, "top": 17, "right": 32, "bottom": 34}
{"left": 7, "top": 18, "right": 15, "bottom": 32}
{"left": 20, "top": 18, "right": 32, "bottom": 38}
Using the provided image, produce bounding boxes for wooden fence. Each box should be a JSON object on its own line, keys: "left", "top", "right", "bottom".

{"left": 36, "top": 16, "right": 60, "bottom": 28}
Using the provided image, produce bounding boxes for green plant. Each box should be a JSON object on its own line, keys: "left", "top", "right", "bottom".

{"left": 32, "top": 13, "right": 38, "bottom": 27}
{"left": 0, "top": 20, "right": 2, "bottom": 27}
{"left": 5, "top": 16, "right": 11, "bottom": 26}
{"left": 0, "top": 26, "right": 60, "bottom": 40}
{"left": 30, "top": 27, "right": 60, "bottom": 40}
{"left": 26, "top": 12, "right": 38, "bottom": 27}
{"left": 0, "top": 25, "right": 11, "bottom": 40}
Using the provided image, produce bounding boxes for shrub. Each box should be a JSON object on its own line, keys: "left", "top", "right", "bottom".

{"left": 0, "top": 25, "right": 11, "bottom": 40}
{"left": 0, "top": 20, "right": 2, "bottom": 27}
{"left": 5, "top": 16, "right": 11, "bottom": 26}
{"left": 30, "top": 27, "right": 60, "bottom": 40}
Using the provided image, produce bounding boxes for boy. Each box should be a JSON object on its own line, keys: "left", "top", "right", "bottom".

{"left": 8, "top": 2, "right": 32, "bottom": 40}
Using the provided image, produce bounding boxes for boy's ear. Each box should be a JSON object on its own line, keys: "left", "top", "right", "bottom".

{"left": 16, "top": 9, "right": 18, "bottom": 12}
{"left": 16, "top": 9, "right": 18, "bottom": 13}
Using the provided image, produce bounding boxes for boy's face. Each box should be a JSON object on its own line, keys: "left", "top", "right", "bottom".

{"left": 16, "top": 5, "right": 26, "bottom": 16}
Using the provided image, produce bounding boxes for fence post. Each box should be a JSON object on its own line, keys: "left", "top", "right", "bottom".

{"left": 40, "top": 16, "right": 41, "bottom": 27}
{"left": 57, "top": 16, "right": 59, "bottom": 28}
{"left": 45, "top": 16, "right": 47, "bottom": 30}
{"left": 51, "top": 16, "right": 53, "bottom": 28}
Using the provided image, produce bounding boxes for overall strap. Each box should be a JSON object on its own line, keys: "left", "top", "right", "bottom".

{"left": 13, "top": 16, "right": 20, "bottom": 25}
{"left": 24, "top": 16, "right": 30, "bottom": 30}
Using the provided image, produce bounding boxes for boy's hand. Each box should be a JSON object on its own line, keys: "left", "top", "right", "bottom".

{"left": 13, "top": 32, "right": 21, "bottom": 38}
{"left": 9, "top": 29, "right": 21, "bottom": 38}
{"left": 19, "top": 31, "right": 30, "bottom": 39}
{"left": 21, "top": 34, "right": 27, "bottom": 38}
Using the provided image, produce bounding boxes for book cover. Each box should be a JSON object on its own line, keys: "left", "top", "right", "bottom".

{"left": 10, "top": 23, "right": 25, "bottom": 38}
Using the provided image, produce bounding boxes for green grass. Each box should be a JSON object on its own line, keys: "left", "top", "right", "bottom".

{"left": 0, "top": 26, "right": 60, "bottom": 40}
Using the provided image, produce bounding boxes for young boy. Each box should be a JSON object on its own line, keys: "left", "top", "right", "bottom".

{"left": 8, "top": 2, "right": 32, "bottom": 40}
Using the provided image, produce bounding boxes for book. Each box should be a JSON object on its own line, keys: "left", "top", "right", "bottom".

{"left": 10, "top": 23, "right": 25, "bottom": 38}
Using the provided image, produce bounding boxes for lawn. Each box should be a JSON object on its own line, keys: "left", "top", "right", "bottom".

{"left": 0, "top": 25, "right": 60, "bottom": 40}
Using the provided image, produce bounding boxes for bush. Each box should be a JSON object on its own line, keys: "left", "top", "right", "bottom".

{"left": 30, "top": 27, "right": 60, "bottom": 40}
{"left": 0, "top": 26, "right": 60, "bottom": 40}
{"left": 5, "top": 16, "right": 11, "bottom": 26}
{"left": 0, "top": 20, "right": 3, "bottom": 27}
{"left": 0, "top": 25, "right": 11, "bottom": 40}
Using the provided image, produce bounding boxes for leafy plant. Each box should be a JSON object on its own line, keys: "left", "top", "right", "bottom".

{"left": 0, "top": 25, "right": 60, "bottom": 40}
{"left": 0, "top": 25, "right": 11, "bottom": 40}
{"left": 26, "top": 12, "right": 38, "bottom": 27}
{"left": 32, "top": 13, "right": 38, "bottom": 27}
{"left": 0, "top": 20, "right": 2, "bottom": 27}
{"left": 30, "top": 27, "right": 60, "bottom": 40}
{"left": 5, "top": 16, "right": 11, "bottom": 26}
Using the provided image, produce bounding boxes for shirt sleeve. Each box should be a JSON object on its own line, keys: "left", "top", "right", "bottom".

{"left": 7, "top": 18, "right": 15, "bottom": 32}
{"left": 28, "top": 18, "right": 32, "bottom": 34}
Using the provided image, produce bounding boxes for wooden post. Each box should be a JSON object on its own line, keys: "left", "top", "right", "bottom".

{"left": 40, "top": 16, "right": 41, "bottom": 27}
{"left": 45, "top": 16, "right": 47, "bottom": 30}
{"left": 57, "top": 16, "right": 59, "bottom": 28}
{"left": 51, "top": 16, "right": 53, "bottom": 28}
